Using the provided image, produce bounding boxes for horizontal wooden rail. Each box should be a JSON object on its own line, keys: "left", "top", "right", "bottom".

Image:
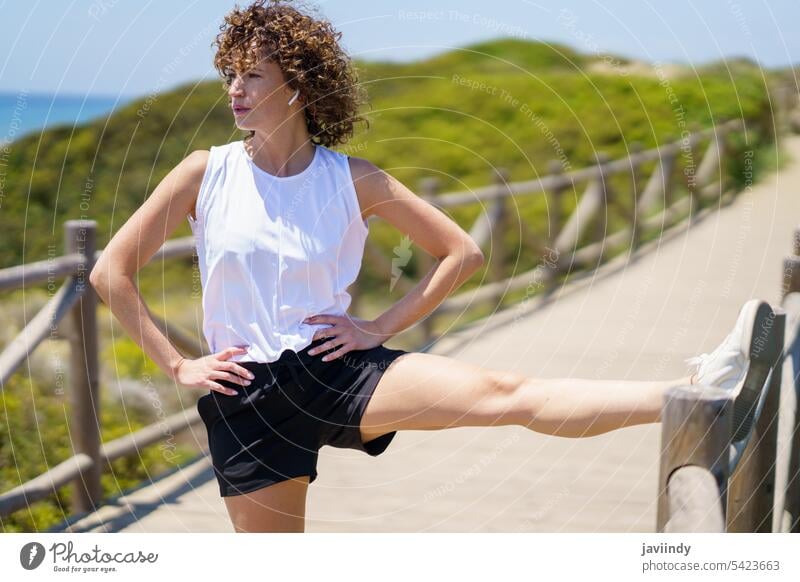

{"left": 665, "top": 465, "right": 726, "bottom": 532}
{"left": 0, "top": 455, "right": 94, "bottom": 517}
{"left": 0, "top": 277, "right": 82, "bottom": 387}
{"left": 0, "top": 253, "right": 86, "bottom": 291}
{"left": 0, "top": 409, "right": 204, "bottom": 516}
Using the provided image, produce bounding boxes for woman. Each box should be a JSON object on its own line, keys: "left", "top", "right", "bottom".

{"left": 89, "top": 0, "right": 776, "bottom": 533}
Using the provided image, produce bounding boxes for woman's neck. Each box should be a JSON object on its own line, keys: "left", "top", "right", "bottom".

{"left": 244, "top": 131, "right": 316, "bottom": 178}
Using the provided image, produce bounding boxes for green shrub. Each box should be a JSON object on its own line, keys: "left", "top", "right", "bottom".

{"left": 0, "top": 369, "right": 196, "bottom": 532}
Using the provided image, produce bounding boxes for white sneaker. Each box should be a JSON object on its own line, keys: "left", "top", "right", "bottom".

{"left": 685, "top": 299, "right": 774, "bottom": 391}
{"left": 684, "top": 298, "right": 781, "bottom": 440}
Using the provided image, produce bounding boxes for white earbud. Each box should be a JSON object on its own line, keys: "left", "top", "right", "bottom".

{"left": 287, "top": 89, "right": 300, "bottom": 106}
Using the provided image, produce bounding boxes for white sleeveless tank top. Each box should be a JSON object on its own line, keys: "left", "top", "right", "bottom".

{"left": 187, "top": 140, "right": 369, "bottom": 363}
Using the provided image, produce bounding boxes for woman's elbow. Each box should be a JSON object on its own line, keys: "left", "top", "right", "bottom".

{"left": 89, "top": 259, "right": 123, "bottom": 297}
{"left": 89, "top": 263, "right": 109, "bottom": 296}
{"left": 433, "top": 240, "right": 484, "bottom": 270}
{"left": 463, "top": 243, "right": 485, "bottom": 270}
{"left": 470, "top": 248, "right": 485, "bottom": 268}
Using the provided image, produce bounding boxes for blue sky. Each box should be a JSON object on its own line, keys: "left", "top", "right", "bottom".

{"left": 1, "top": 0, "right": 798, "bottom": 99}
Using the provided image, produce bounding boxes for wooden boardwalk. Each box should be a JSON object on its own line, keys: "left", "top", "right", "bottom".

{"left": 57, "top": 136, "right": 800, "bottom": 533}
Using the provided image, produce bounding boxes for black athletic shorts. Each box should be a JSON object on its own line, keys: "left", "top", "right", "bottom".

{"left": 196, "top": 336, "right": 410, "bottom": 497}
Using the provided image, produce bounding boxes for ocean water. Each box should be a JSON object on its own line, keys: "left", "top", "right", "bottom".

{"left": 0, "top": 91, "right": 132, "bottom": 144}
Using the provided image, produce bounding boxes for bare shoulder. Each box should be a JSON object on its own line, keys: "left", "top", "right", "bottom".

{"left": 346, "top": 154, "right": 377, "bottom": 180}
{"left": 346, "top": 155, "right": 398, "bottom": 221}
{"left": 183, "top": 149, "right": 210, "bottom": 171}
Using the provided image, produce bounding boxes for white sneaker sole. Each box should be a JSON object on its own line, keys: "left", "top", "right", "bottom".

{"left": 732, "top": 299, "right": 782, "bottom": 441}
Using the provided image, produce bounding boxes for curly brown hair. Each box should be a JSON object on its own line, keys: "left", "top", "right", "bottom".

{"left": 212, "top": 0, "right": 369, "bottom": 148}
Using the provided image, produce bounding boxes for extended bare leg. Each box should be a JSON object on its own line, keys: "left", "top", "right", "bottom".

{"left": 359, "top": 352, "right": 695, "bottom": 445}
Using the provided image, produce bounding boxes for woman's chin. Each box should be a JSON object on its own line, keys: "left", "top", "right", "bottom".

{"left": 232, "top": 116, "right": 254, "bottom": 129}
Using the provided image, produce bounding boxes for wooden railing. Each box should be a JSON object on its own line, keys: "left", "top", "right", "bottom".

{"left": 410, "top": 119, "right": 743, "bottom": 339}
{"left": 0, "top": 119, "right": 749, "bottom": 521}
{"left": 656, "top": 228, "right": 800, "bottom": 533}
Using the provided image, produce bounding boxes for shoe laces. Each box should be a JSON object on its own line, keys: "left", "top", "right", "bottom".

{"left": 685, "top": 303, "right": 751, "bottom": 388}
{"left": 685, "top": 347, "right": 744, "bottom": 387}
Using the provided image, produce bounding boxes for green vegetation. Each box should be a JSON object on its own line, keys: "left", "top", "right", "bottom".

{"left": 0, "top": 37, "right": 785, "bottom": 531}
{"left": 0, "top": 367, "right": 197, "bottom": 532}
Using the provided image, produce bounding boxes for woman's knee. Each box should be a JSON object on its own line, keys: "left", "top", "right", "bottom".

{"left": 479, "top": 369, "right": 536, "bottom": 422}
{"left": 481, "top": 369, "right": 529, "bottom": 397}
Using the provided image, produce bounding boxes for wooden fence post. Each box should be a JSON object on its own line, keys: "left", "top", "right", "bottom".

{"left": 637, "top": 143, "right": 677, "bottom": 217}
{"left": 64, "top": 220, "right": 102, "bottom": 513}
{"left": 795, "top": 226, "right": 800, "bottom": 257}
{"left": 694, "top": 128, "right": 723, "bottom": 202}
{"left": 543, "top": 160, "right": 567, "bottom": 292}
{"left": 781, "top": 226, "right": 800, "bottom": 532}
{"left": 546, "top": 159, "right": 566, "bottom": 252}
{"left": 683, "top": 123, "right": 701, "bottom": 220}
{"left": 717, "top": 124, "right": 729, "bottom": 197}
{"left": 628, "top": 143, "right": 643, "bottom": 252}
{"left": 727, "top": 310, "right": 786, "bottom": 532}
{"left": 489, "top": 167, "right": 509, "bottom": 289}
{"left": 784, "top": 320, "right": 800, "bottom": 533}
{"left": 662, "top": 139, "right": 678, "bottom": 212}
{"left": 656, "top": 385, "right": 732, "bottom": 532}
{"left": 594, "top": 152, "right": 611, "bottom": 264}
{"left": 782, "top": 227, "right": 800, "bottom": 299}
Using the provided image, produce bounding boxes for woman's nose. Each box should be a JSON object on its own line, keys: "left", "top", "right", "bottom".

{"left": 228, "top": 76, "right": 244, "bottom": 95}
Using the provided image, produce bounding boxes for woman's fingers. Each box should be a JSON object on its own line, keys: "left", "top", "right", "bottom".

{"left": 311, "top": 336, "right": 350, "bottom": 361}
{"left": 321, "top": 343, "right": 350, "bottom": 362}
{"left": 208, "top": 382, "right": 239, "bottom": 396}
{"left": 202, "top": 347, "right": 255, "bottom": 395}
{"left": 210, "top": 369, "right": 252, "bottom": 387}
{"left": 216, "top": 346, "right": 249, "bottom": 359}
{"left": 206, "top": 371, "right": 244, "bottom": 396}
{"left": 219, "top": 360, "right": 255, "bottom": 381}
{"left": 308, "top": 336, "right": 343, "bottom": 356}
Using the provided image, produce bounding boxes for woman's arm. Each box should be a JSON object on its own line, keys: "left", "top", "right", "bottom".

{"left": 348, "top": 156, "right": 485, "bottom": 340}
{"left": 88, "top": 150, "right": 251, "bottom": 390}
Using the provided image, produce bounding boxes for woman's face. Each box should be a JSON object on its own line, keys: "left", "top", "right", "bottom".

{"left": 226, "top": 57, "right": 299, "bottom": 132}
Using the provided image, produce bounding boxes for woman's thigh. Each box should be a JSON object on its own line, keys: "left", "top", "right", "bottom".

{"left": 359, "top": 351, "right": 532, "bottom": 443}
{"left": 222, "top": 476, "right": 310, "bottom": 533}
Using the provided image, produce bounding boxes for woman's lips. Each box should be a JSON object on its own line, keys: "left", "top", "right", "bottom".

{"left": 233, "top": 107, "right": 251, "bottom": 116}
